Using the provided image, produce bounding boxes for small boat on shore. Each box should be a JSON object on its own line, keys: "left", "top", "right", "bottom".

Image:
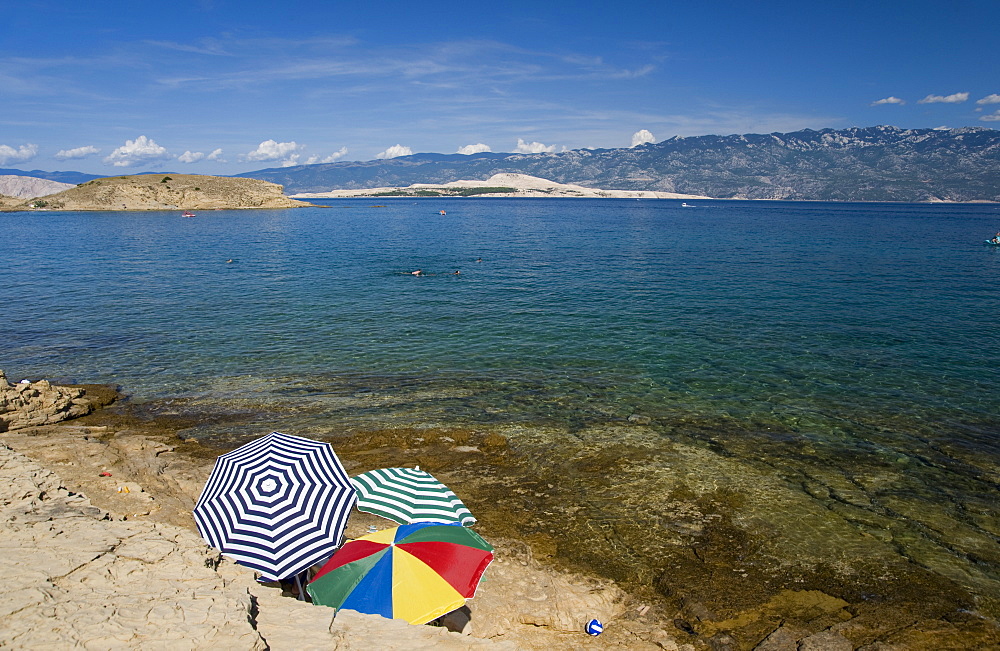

{"left": 182, "top": 211, "right": 196, "bottom": 218}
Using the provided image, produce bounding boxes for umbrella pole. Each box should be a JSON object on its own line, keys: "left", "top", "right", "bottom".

{"left": 294, "top": 571, "right": 307, "bottom": 601}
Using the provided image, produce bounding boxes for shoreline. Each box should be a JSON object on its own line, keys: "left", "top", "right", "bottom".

{"left": 291, "top": 194, "right": 999, "bottom": 204}
{"left": 5, "top": 376, "right": 1000, "bottom": 649}
{"left": 0, "top": 384, "right": 683, "bottom": 650}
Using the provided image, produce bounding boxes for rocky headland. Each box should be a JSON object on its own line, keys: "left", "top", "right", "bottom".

{"left": 6, "top": 174, "right": 311, "bottom": 211}
{"left": 0, "top": 373, "right": 682, "bottom": 650}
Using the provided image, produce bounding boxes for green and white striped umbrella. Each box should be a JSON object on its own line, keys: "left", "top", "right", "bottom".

{"left": 351, "top": 467, "right": 476, "bottom": 526}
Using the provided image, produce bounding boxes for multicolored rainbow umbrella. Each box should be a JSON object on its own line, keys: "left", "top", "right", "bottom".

{"left": 307, "top": 522, "right": 494, "bottom": 624}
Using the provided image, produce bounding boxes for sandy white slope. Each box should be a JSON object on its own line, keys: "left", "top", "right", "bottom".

{"left": 0, "top": 175, "right": 75, "bottom": 198}
{"left": 292, "top": 173, "right": 712, "bottom": 200}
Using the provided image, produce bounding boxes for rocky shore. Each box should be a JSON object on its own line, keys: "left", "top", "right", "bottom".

{"left": 0, "top": 375, "right": 682, "bottom": 649}
{"left": 0, "top": 370, "right": 117, "bottom": 431}
{"left": 7, "top": 374, "right": 994, "bottom": 649}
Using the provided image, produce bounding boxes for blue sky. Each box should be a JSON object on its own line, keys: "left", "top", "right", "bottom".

{"left": 2, "top": 0, "right": 999, "bottom": 175}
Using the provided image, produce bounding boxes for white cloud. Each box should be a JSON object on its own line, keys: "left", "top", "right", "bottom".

{"left": 630, "top": 129, "right": 655, "bottom": 147}
{"left": 980, "top": 110, "right": 1000, "bottom": 122}
{"left": 104, "top": 136, "right": 170, "bottom": 167}
{"left": 376, "top": 144, "right": 412, "bottom": 159}
{"left": 0, "top": 143, "right": 39, "bottom": 165}
{"left": 278, "top": 148, "right": 347, "bottom": 167}
{"left": 178, "top": 148, "right": 226, "bottom": 163}
{"left": 917, "top": 92, "right": 969, "bottom": 104}
{"left": 457, "top": 143, "right": 491, "bottom": 155}
{"left": 54, "top": 145, "right": 99, "bottom": 160}
{"left": 244, "top": 139, "right": 303, "bottom": 163}
{"left": 305, "top": 146, "right": 348, "bottom": 164}
{"left": 515, "top": 138, "right": 556, "bottom": 154}
{"left": 870, "top": 96, "right": 905, "bottom": 106}
{"left": 977, "top": 94, "right": 1000, "bottom": 105}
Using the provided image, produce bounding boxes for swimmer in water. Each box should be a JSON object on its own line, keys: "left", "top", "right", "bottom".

{"left": 453, "top": 270, "right": 460, "bottom": 275}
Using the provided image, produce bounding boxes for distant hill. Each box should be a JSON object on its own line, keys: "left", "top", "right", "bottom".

{"left": 0, "top": 175, "right": 75, "bottom": 198}
{"left": 0, "top": 168, "right": 101, "bottom": 185}
{"left": 11, "top": 174, "right": 310, "bottom": 211}
{"left": 238, "top": 126, "right": 1000, "bottom": 202}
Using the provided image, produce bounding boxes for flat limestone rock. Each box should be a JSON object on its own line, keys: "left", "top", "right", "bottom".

{"left": 0, "top": 442, "right": 265, "bottom": 649}
{"left": 251, "top": 590, "right": 512, "bottom": 650}
{"left": 0, "top": 442, "right": 517, "bottom": 649}
{"left": 470, "top": 543, "right": 627, "bottom": 637}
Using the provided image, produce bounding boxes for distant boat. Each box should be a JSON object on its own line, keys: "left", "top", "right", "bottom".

{"left": 681, "top": 202, "right": 694, "bottom": 207}
{"left": 182, "top": 211, "right": 196, "bottom": 218}
{"left": 439, "top": 210, "right": 447, "bottom": 215}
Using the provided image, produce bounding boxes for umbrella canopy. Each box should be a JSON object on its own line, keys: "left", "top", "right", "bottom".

{"left": 351, "top": 467, "right": 476, "bottom": 526}
{"left": 194, "top": 431, "right": 357, "bottom": 581}
{"left": 307, "top": 522, "right": 493, "bottom": 624}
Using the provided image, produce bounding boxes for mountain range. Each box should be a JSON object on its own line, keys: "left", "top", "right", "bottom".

{"left": 0, "top": 168, "right": 101, "bottom": 185}
{"left": 5, "top": 126, "right": 999, "bottom": 202}
{"left": 237, "top": 126, "right": 1000, "bottom": 202}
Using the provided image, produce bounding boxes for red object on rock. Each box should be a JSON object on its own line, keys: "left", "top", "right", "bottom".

{"left": 99, "top": 472, "right": 112, "bottom": 477}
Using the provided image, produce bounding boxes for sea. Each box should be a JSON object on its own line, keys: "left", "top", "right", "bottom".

{"left": 5, "top": 198, "right": 1000, "bottom": 635}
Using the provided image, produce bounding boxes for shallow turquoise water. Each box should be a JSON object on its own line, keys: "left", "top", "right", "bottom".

{"left": 7, "top": 199, "right": 998, "bottom": 429}
{"left": 5, "top": 198, "right": 1000, "bottom": 616}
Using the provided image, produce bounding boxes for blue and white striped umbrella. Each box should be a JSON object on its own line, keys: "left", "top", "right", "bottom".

{"left": 194, "top": 431, "right": 357, "bottom": 581}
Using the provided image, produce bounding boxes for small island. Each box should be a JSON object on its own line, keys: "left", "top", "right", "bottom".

{"left": 10, "top": 174, "right": 311, "bottom": 211}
